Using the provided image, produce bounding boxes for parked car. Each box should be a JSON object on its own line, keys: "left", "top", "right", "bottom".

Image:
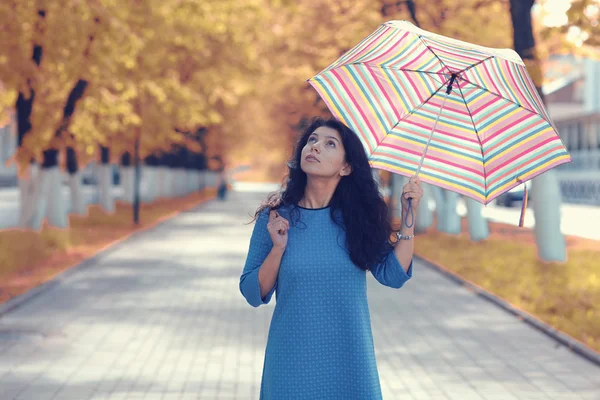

{"left": 495, "top": 180, "right": 531, "bottom": 207}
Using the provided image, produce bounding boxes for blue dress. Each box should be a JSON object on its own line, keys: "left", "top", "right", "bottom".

{"left": 239, "top": 205, "right": 413, "bottom": 400}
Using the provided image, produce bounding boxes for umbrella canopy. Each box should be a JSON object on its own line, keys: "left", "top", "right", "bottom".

{"left": 308, "top": 20, "right": 571, "bottom": 205}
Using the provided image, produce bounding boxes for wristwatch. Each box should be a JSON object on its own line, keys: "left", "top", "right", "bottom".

{"left": 396, "top": 232, "right": 414, "bottom": 240}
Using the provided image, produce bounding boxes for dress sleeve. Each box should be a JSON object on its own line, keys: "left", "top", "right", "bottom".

{"left": 369, "top": 249, "right": 413, "bottom": 289}
{"left": 239, "top": 209, "right": 277, "bottom": 307}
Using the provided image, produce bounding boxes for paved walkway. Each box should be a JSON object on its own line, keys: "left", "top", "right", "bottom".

{"left": 0, "top": 190, "right": 598, "bottom": 400}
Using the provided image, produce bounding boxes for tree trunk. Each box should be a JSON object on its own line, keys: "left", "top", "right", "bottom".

{"left": 465, "top": 197, "right": 489, "bottom": 241}
{"left": 39, "top": 149, "right": 67, "bottom": 229}
{"left": 120, "top": 151, "right": 134, "bottom": 203}
{"left": 66, "top": 147, "right": 86, "bottom": 215}
{"left": 441, "top": 190, "right": 461, "bottom": 234}
{"left": 98, "top": 146, "right": 114, "bottom": 213}
{"left": 36, "top": 78, "right": 88, "bottom": 228}
{"left": 142, "top": 154, "right": 159, "bottom": 203}
{"left": 415, "top": 182, "right": 434, "bottom": 233}
{"left": 18, "top": 165, "right": 39, "bottom": 228}
{"left": 16, "top": 10, "right": 45, "bottom": 229}
{"left": 431, "top": 187, "right": 461, "bottom": 234}
{"left": 133, "top": 137, "right": 141, "bottom": 224}
{"left": 390, "top": 173, "right": 405, "bottom": 220}
{"left": 510, "top": 0, "right": 567, "bottom": 262}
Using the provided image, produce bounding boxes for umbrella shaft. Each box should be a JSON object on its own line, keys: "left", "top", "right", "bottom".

{"left": 416, "top": 91, "right": 450, "bottom": 177}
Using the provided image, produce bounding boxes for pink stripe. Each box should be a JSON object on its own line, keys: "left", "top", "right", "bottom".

{"left": 486, "top": 136, "right": 561, "bottom": 176}
{"left": 427, "top": 46, "right": 483, "bottom": 64}
{"left": 487, "top": 143, "right": 566, "bottom": 186}
{"left": 318, "top": 72, "right": 370, "bottom": 146}
{"left": 425, "top": 100, "right": 471, "bottom": 117}
{"left": 396, "top": 48, "right": 432, "bottom": 70}
{"left": 401, "top": 118, "right": 480, "bottom": 144}
{"left": 505, "top": 61, "right": 534, "bottom": 110}
{"left": 366, "top": 65, "right": 402, "bottom": 121}
{"left": 366, "top": 31, "right": 410, "bottom": 65}
{"left": 471, "top": 96, "right": 503, "bottom": 116}
{"left": 387, "top": 130, "right": 480, "bottom": 154}
{"left": 373, "top": 148, "right": 484, "bottom": 187}
{"left": 481, "top": 63, "right": 502, "bottom": 97}
{"left": 330, "top": 69, "right": 381, "bottom": 145}
{"left": 354, "top": 67, "right": 394, "bottom": 127}
{"left": 485, "top": 126, "right": 555, "bottom": 169}
{"left": 485, "top": 156, "right": 570, "bottom": 204}
{"left": 367, "top": 164, "right": 485, "bottom": 202}
{"left": 391, "top": 70, "right": 417, "bottom": 106}
{"left": 382, "top": 142, "right": 484, "bottom": 176}
{"left": 343, "top": 27, "right": 393, "bottom": 65}
{"left": 483, "top": 115, "right": 544, "bottom": 148}
{"left": 517, "top": 64, "right": 545, "bottom": 114}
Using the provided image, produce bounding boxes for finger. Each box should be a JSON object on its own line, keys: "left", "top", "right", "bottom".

{"left": 403, "top": 191, "right": 419, "bottom": 199}
{"left": 269, "top": 210, "right": 277, "bottom": 222}
{"left": 278, "top": 223, "right": 288, "bottom": 235}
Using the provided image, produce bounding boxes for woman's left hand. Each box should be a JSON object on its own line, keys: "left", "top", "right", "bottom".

{"left": 401, "top": 175, "right": 423, "bottom": 215}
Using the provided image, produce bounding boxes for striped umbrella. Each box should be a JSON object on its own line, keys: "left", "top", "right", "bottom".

{"left": 308, "top": 20, "right": 571, "bottom": 224}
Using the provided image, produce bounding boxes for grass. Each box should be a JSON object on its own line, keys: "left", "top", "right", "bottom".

{"left": 413, "top": 218, "right": 600, "bottom": 354}
{"left": 0, "top": 188, "right": 216, "bottom": 304}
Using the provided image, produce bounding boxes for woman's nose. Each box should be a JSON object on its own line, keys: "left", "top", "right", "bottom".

{"left": 311, "top": 142, "right": 321, "bottom": 153}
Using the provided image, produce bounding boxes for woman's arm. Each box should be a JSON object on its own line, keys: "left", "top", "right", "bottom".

{"left": 258, "top": 246, "right": 284, "bottom": 298}
{"left": 393, "top": 217, "right": 415, "bottom": 273}
{"left": 239, "top": 209, "right": 289, "bottom": 307}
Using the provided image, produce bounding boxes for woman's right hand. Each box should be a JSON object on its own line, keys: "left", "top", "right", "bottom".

{"left": 267, "top": 210, "right": 289, "bottom": 250}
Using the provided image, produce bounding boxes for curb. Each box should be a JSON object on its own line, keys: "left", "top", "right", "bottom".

{"left": 0, "top": 193, "right": 215, "bottom": 318}
{"left": 415, "top": 254, "right": 600, "bottom": 368}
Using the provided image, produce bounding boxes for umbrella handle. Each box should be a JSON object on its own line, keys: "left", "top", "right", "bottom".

{"left": 404, "top": 198, "right": 415, "bottom": 228}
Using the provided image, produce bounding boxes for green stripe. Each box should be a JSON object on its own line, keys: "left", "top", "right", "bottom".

{"left": 346, "top": 67, "right": 390, "bottom": 133}
{"left": 484, "top": 122, "right": 551, "bottom": 163}
{"left": 388, "top": 131, "right": 483, "bottom": 162}
{"left": 375, "top": 147, "right": 484, "bottom": 179}
{"left": 383, "top": 68, "right": 421, "bottom": 110}
{"left": 370, "top": 155, "right": 486, "bottom": 196}
{"left": 487, "top": 150, "right": 569, "bottom": 193}
{"left": 313, "top": 74, "right": 378, "bottom": 150}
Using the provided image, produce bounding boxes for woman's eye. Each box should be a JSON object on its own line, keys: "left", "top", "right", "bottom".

{"left": 328, "top": 141, "right": 336, "bottom": 147}
{"left": 308, "top": 137, "right": 316, "bottom": 143}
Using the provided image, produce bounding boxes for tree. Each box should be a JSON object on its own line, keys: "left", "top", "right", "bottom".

{"left": 510, "top": 0, "right": 567, "bottom": 262}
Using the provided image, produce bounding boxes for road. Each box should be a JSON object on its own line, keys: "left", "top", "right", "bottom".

{"left": 0, "top": 189, "right": 597, "bottom": 399}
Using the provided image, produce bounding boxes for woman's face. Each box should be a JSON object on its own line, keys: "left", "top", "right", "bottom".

{"left": 300, "top": 126, "right": 351, "bottom": 178}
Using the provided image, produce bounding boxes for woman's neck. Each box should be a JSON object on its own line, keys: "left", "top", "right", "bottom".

{"left": 299, "top": 176, "right": 340, "bottom": 208}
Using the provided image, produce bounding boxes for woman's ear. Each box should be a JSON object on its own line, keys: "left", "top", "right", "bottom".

{"left": 341, "top": 163, "right": 352, "bottom": 176}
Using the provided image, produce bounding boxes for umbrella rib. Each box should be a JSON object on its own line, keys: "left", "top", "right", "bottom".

{"left": 456, "top": 55, "right": 495, "bottom": 76}
{"left": 376, "top": 66, "right": 447, "bottom": 84}
{"left": 457, "top": 76, "right": 547, "bottom": 120}
{"left": 370, "top": 76, "right": 451, "bottom": 162}
{"left": 416, "top": 35, "right": 451, "bottom": 74}
{"left": 457, "top": 84, "right": 487, "bottom": 196}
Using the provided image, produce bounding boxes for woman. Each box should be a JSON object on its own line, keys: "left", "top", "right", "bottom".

{"left": 239, "top": 117, "right": 423, "bottom": 399}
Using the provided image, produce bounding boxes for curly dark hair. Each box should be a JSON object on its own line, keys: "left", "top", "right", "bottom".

{"left": 253, "top": 117, "right": 397, "bottom": 271}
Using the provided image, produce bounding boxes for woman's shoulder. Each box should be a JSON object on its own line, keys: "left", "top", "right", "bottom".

{"left": 254, "top": 203, "right": 294, "bottom": 221}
